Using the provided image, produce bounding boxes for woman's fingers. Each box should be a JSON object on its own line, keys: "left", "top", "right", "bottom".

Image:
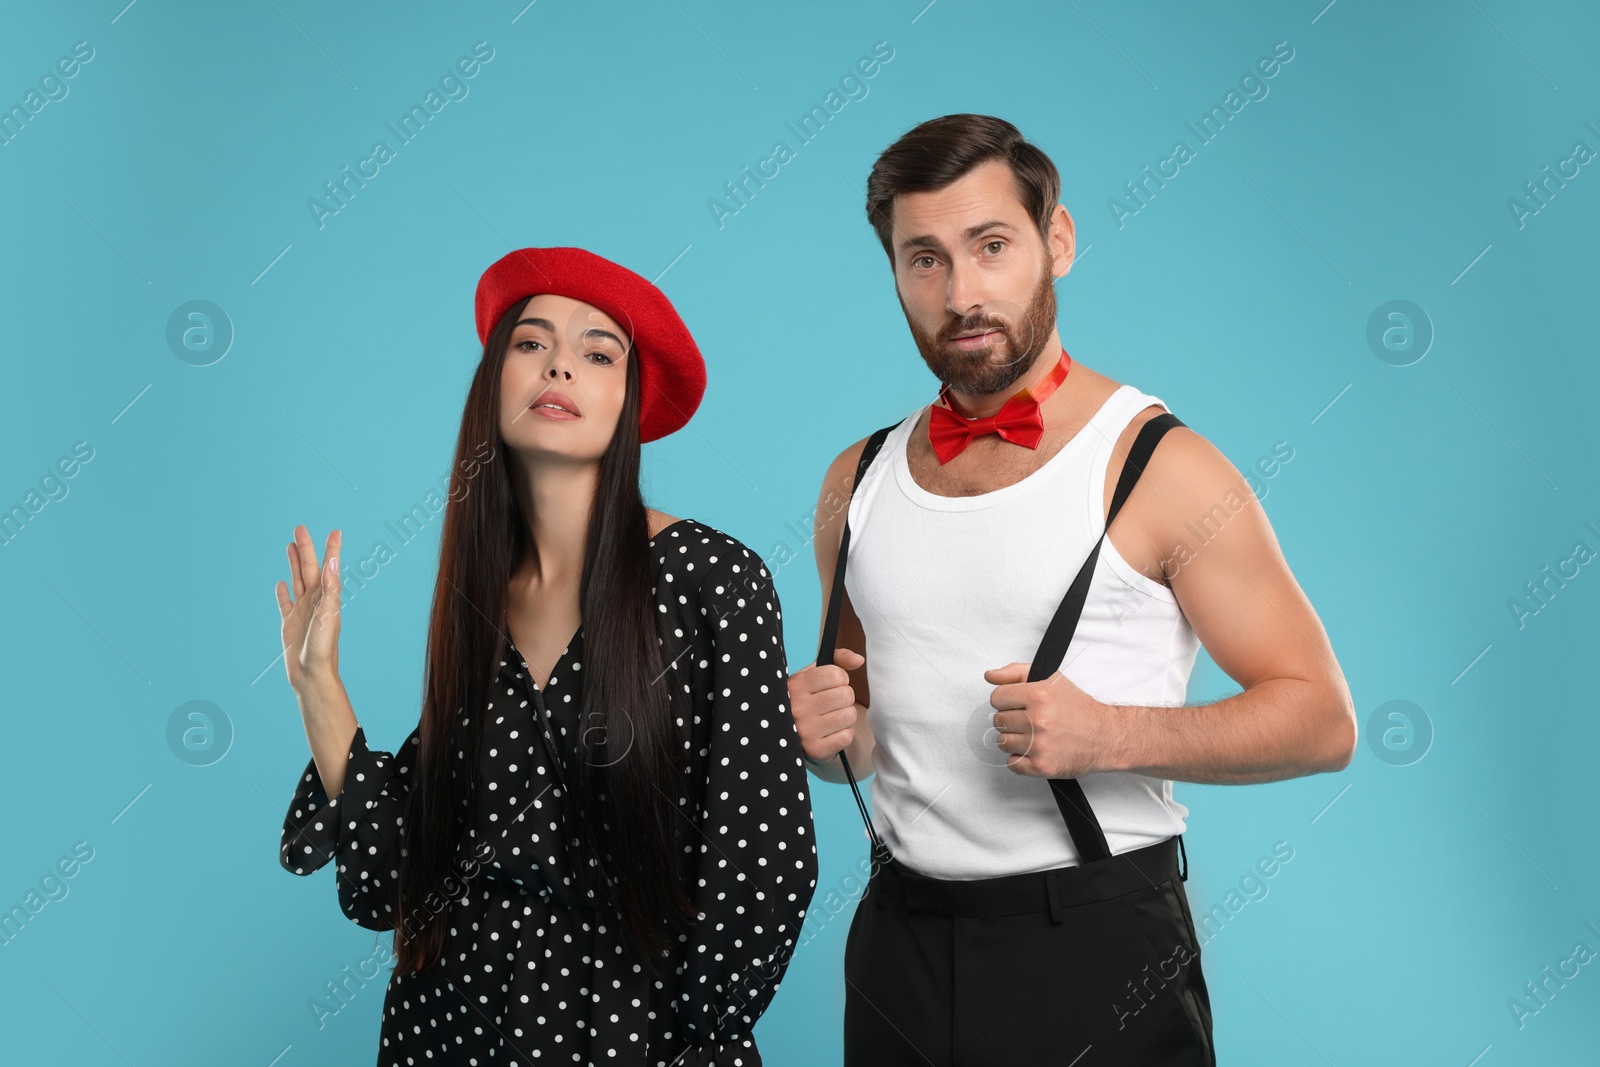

{"left": 294, "top": 524, "right": 321, "bottom": 598}
{"left": 312, "top": 560, "right": 337, "bottom": 628}
{"left": 286, "top": 525, "right": 341, "bottom": 606}
{"left": 280, "top": 525, "right": 343, "bottom": 681}
{"left": 286, "top": 541, "right": 304, "bottom": 601}
{"left": 309, "top": 543, "right": 341, "bottom": 665}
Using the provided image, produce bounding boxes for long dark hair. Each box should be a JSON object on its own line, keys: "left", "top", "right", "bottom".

{"left": 392, "top": 296, "right": 699, "bottom": 976}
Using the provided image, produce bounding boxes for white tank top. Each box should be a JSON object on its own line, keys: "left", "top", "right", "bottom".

{"left": 844, "top": 383, "right": 1200, "bottom": 879}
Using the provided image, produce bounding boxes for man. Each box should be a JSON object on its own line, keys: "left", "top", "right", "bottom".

{"left": 786, "top": 113, "right": 1355, "bottom": 1065}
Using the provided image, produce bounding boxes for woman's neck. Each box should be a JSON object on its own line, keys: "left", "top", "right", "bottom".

{"left": 512, "top": 455, "right": 598, "bottom": 587}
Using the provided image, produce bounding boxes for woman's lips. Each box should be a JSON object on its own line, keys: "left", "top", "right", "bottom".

{"left": 530, "top": 389, "right": 581, "bottom": 419}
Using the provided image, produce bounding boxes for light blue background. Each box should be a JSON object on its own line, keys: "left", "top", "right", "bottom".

{"left": 2, "top": 0, "right": 1597, "bottom": 1063}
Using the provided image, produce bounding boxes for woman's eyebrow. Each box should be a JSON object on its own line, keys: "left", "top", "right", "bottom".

{"left": 514, "top": 317, "right": 625, "bottom": 349}
{"left": 580, "top": 327, "right": 627, "bottom": 349}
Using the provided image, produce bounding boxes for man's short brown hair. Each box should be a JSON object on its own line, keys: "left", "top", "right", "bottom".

{"left": 864, "top": 113, "right": 1061, "bottom": 260}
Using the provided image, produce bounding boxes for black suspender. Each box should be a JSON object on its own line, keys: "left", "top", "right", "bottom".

{"left": 814, "top": 409, "right": 1188, "bottom": 868}
{"left": 816, "top": 421, "right": 901, "bottom": 867}
{"left": 1030, "top": 410, "right": 1186, "bottom": 861}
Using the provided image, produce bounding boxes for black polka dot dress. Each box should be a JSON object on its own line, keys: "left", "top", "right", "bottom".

{"left": 280, "top": 519, "right": 818, "bottom": 1066}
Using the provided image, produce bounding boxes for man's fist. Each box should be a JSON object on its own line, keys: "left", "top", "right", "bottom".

{"left": 787, "top": 648, "right": 865, "bottom": 761}
{"left": 985, "top": 661, "right": 1115, "bottom": 778}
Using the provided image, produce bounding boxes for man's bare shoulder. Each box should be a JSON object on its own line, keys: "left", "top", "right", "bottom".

{"left": 1109, "top": 403, "right": 1274, "bottom": 582}
{"left": 813, "top": 435, "right": 875, "bottom": 564}
{"left": 1137, "top": 412, "right": 1251, "bottom": 511}
{"left": 821, "top": 413, "right": 914, "bottom": 501}
{"left": 1109, "top": 397, "right": 1235, "bottom": 486}
{"left": 812, "top": 417, "right": 912, "bottom": 571}
{"left": 824, "top": 436, "right": 871, "bottom": 493}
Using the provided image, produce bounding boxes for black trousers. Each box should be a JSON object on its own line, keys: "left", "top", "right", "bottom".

{"left": 843, "top": 836, "right": 1215, "bottom": 1066}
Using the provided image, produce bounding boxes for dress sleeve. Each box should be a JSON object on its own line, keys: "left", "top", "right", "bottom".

{"left": 279, "top": 723, "right": 420, "bottom": 933}
{"left": 672, "top": 553, "right": 820, "bottom": 1062}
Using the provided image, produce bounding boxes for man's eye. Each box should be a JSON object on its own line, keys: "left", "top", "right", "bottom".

{"left": 912, "top": 255, "right": 934, "bottom": 269}
{"left": 984, "top": 240, "right": 1005, "bottom": 254}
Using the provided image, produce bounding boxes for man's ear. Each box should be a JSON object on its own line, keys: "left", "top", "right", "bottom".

{"left": 1048, "top": 203, "right": 1075, "bottom": 278}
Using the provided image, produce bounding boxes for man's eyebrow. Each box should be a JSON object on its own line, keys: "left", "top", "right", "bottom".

{"left": 896, "top": 219, "right": 1017, "bottom": 255}
{"left": 514, "top": 317, "right": 627, "bottom": 349}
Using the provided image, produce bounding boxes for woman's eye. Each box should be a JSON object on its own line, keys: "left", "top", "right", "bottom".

{"left": 512, "top": 339, "right": 612, "bottom": 363}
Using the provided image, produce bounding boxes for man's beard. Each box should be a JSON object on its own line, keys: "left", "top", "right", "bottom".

{"left": 904, "top": 261, "right": 1058, "bottom": 399}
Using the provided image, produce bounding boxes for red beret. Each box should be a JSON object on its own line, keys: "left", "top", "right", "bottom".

{"left": 474, "top": 246, "right": 707, "bottom": 443}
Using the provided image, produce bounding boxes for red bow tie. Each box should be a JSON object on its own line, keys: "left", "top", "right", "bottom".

{"left": 927, "top": 348, "right": 1073, "bottom": 465}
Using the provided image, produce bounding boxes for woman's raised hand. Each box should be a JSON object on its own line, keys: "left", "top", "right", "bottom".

{"left": 276, "top": 525, "right": 343, "bottom": 695}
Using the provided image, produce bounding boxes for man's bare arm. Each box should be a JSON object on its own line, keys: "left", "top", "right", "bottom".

{"left": 1101, "top": 425, "right": 1357, "bottom": 784}
{"left": 802, "top": 437, "right": 878, "bottom": 785}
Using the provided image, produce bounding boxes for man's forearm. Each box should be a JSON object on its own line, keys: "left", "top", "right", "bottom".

{"left": 1103, "top": 677, "right": 1355, "bottom": 784}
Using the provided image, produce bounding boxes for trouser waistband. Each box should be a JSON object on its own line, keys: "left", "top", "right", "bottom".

{"left": 872, "top": 836, "right": 1182, "bottom": 922}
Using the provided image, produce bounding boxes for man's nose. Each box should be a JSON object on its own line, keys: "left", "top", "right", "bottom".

{"left": 945, "top": 262, "right": 986, "bottom": 319}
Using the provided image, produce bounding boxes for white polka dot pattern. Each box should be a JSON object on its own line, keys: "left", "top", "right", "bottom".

{"left": 279, "top": 519, "right": 818, "bottom": 1065}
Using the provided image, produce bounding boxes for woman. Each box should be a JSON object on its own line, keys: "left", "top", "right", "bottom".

{"left": 276, "top": 246, "right": 818, "bottom": 1066}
